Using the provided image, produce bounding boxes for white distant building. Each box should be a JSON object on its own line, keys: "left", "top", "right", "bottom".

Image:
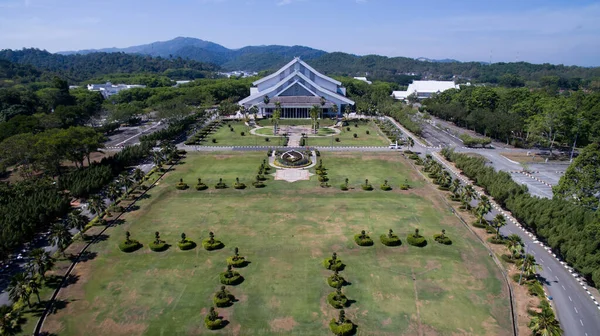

{"left": 219, "top": 70, "right": 258, "bottom": 78}
{"left": 87, "top": 82, "right": 146, "bottom": 98}
{"left": 392, "top": 80, "right": 459, "bottom": 101}
{"left": 239, "top": 57, "right": 354, "bottom": 118}
{"left": 353, "top": 77, "right": 372, "bottom": 85}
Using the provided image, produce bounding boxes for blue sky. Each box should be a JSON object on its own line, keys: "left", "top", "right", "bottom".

{"left": 1, "top": 0, "right": 599, "bottom": 66}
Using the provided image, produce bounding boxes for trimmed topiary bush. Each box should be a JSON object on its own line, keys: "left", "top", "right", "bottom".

{"left": 380, "top": 229, "right": 401, "bottom": 246}
{"left": 215, "top": 178, "right": 227, "bottom": 189}
{"left": 119, "top": 231, "right": 142, "bottom": 252}
{"left": 323, "top": 252, "right": 345, "bottom": 271}
{"left": 220, "top": 265, "right": 244, "bottom": 285}
{"left": 433, "top": 230, "right": 452, "bottom": 245}
{"left": 176, "top": 178, "right": 188, "bottom": 190}
{"left": 346, "top": 127, "right": 350, "bottom": 131}
{"left": 265, "top": 137, "right": 270, "bottom": 142}
{"left": 195, "top": 178, "right": 208, "bottom": 190}
{"left": 353, "top": 133, "right": 358, "bottom": 138}
{"left": 203, "top": 232, "right": 224, "bottom": 250}
{"left": 327, "top": 270, "right": 346, "bottom": 288}
{"left": 234, "top": 177, "right": 246, "bottom": 189}
{"left": 204, "top": 307, "right": 225, "bottom": 330}
{"left": 329, "top": 310, "right": 355, "bottom": 336}
{"left": 340, "top": 184, "right": 349, "bottom": 191}
{"left": 213, "top": 286, "right": 235, "bottom": 307}
{"left": 211, "top": 138, "right": 217, "bottom": 143}
{"left": 335, "top": 137, "right": 340, "bottom": 142}
{"left": 354, "top": 230, "right": 374, "bottom": 246}
{"left": 407, "top": 228, "right": 427, "bottom": 247}
{"left": 149, "top": 231, "right": 168, "bottom": 252}
{"left": 399, "top": 184, "right": 410, "bottom": 190}
{"left": 327, "top": 288, "right": 349, "bottom": 309}
{"left": 362, "top": 179, "right": 373, "bottom": 191}
{"left": 178, "top": 233, "right": 196, "bottom": 250}
{"left": 318, "top": 175, "right": 329, "bottom": 182}
{"left": 240, "top": 131, "right": 245, "bottom": 136}
{"left": 227, "top": 247, "right": 247, "bottom": 267}
{"left": 380, "top": 180, "right": 392, "bottom": 191}
{"left": 366, "top": 130, "right": 370, "bottom": 135}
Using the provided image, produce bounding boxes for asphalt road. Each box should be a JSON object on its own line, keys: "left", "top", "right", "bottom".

{"left": 388, "top": 116, "right": 600, "bottom": 336}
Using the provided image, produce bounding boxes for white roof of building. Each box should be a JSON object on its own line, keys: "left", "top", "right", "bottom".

{"left": 407, "top": 80, "right": 458, "bottom": 93}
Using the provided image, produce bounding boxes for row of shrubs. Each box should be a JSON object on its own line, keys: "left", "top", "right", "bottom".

{"left": 175, "top": 175, "right": 266, "bottom": 190}
{"left": 353, "top": 228, "right": 451, "bottom": 247}
{"left": 184, "top": 119, "right": 221, "bottom": 145}
{"left": 322, "top": 252, "right": 356, "bottom": 335}
{"left": 339, "top": 178, "right": 410, "bottom": 191}
{"left": 119, "top": 231, "right": 227, "bottom": 253}
{"left": 207, "top": 244, "right": 250, "bottom": 330}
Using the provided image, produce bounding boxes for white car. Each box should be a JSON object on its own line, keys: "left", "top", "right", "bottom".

{"left": 389, "top": 144, "right": 401, "bottom": 150}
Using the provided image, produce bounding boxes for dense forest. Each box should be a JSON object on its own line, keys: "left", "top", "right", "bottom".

{"left": 422, "top": 86, "right": 600, "bottom": 148}
{"left": 0, "top": 49, "right": 219, "bottom": 83}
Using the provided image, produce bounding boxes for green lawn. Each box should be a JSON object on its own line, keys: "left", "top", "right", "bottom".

{"left": 306, "top": 121, "right": 390, "bottom": 147}
{"left": 43, "top": 152, "right": 510, "bottom": 336}
{"left": 206, "top": 120, "right": 390, "bottom": 147}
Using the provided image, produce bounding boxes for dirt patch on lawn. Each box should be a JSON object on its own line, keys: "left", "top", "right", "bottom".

{"left": 269, "top": 317, "right": 298, "bottom": 332}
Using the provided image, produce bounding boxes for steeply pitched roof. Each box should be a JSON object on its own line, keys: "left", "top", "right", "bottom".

{"left": 252, "top": 57, "right": 341, "bottom": 87}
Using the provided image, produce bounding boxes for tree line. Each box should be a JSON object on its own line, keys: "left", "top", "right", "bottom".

{"left": 0, "top": 49, "right": 219, "bottom": 83}
{"left": 423, "top": 86, "right": 600, "bottom": 149}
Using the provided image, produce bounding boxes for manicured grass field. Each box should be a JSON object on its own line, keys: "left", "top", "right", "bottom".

{"left": 305, "top": 121, "right": 390, "bottom": 147}
{"left": 44, "top": 152, "right": 510, "bottom": 336}
{"left": 206, "top": 120, "right": 390, "bottom": 147}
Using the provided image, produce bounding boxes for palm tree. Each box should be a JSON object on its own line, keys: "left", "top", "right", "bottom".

{"left": 133, "top": 168, "right": 145, "bottom": 182}
{"left": 493, "top": 214, "right": 506, "bottom": 239}
{"left": 28, "top": 277, "right": 42, "bottom": 303}
{"left": 331, "top": 104, "right": 339, "bottom": 118}
{"left": 107, "top": 182, "right": 121, "bottom": 203}
{"left": 528, "top": 306, "right": 562, "bottom": 336}
{"left": 460, "top": 185, "right": 477, "bottom": 210}
{"left": 66, "top": 210, "right": 87, "bottom": 238}
{"left": 506, "top": 236, "right": 523, "bottom": 261}
{"left": 407, "top": 137, "right": 415, "bottom": 150}
{"left": 475, "top": 195, "right": 492, "bottom": 224}
{"left": 518, "top": 254, "right": 542, "bottom": 282}
{"left": 50, "top": 222, "right": 72, "bottom": 257}
{"left": 0, "top": 305, "right": 22, "bottom": 336}
{"left": 8, "top": 273, "right": 30, "bottom": 307}
{"left": 450, "top": 179, "right": 461, "bottom": 198}
{"left": 118, "top": 172, "right": 134, "bottom": 194}
{"left": 310, "top": 105, "right": 320, "bottom": 133}
{"left": 27, "top": 248, "right": 54, "bottom": 280}
{"left": 152, "top": 150, "right": 165, "bottom": 167}
{"left": 343, "top": 105, "right": 352, "bottom": 120}
{"left": 88, "top": 194, "right": 106, "bottom": 216}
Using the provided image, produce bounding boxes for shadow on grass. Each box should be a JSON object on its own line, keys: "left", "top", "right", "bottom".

{"left": 86, "top": 234, "right": 109, "bottom": 244}
{"left": 126, "top": 204, "right": 140, "bottom": 212}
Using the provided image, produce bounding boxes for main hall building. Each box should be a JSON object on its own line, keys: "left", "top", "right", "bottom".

{"left": 238, "top": 57, "right": 354, "bottom": 118}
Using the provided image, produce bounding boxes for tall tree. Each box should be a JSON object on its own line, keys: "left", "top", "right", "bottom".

{"left": 0, "top": 305, "right": 22, "bottom": 336}
{"left": 66, "top": 209, "right": 88, "bottom": 238}
{"left": 50, "top": 222, "right": 72, "bottom": 257}
{"left": 553, "top": 143, "right": 600, "bottom": 208}
{"left": 27, "top": 248, "right": 54, "bottom": 280}
{"left": 8, "top": 273, "right": 30, "bottom": 307}
{"left": 493, "top": 214, "right": 506, "bottom": 239}
{"left": 528, "top": 305, "right": 562, "bottom": 336}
